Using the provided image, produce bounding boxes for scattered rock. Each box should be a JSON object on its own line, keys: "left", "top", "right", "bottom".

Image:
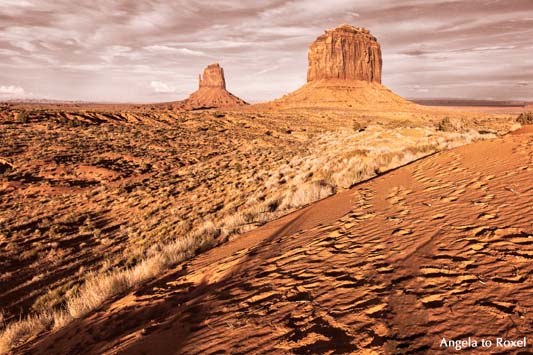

{"left": 0, "top": 158, "right": 14, "bottom": 174}
{"left": 420, "top": 294, "right": 444, "bottom": 308}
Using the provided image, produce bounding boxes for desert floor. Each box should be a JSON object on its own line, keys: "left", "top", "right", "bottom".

{"left": 12, "top": 123, "right": 533, "bottom": 354}
{"left": 0, "top": 101, "right": 529, "bottom": 353}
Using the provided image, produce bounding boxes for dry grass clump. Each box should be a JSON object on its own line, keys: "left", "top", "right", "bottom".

{"left": 67, "top": 226, "right": 216, "bottom": 318}
{"left": 0, "top": 313, "right": 51, "bottom": 353}
{"left": 436, "top": 116, "right": 464, "bottom": 132}
{"left": 516, "top": 112, "right": 533, "bottom": 125}
{"left": 0, "top": 310, "right": 73, "bottom": 353}
{"left": 352, "top": 120, "right": 367, "bottom": 132}
{"left": 0, "top": 229, "right": 216, "bottom": 353}
{"left": 282, "top": 180, "right": 335, "bottom": 209}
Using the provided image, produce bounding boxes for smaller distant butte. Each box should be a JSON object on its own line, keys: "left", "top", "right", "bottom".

{"left": 184, "top": 63, "right": 247, "bottom": 110}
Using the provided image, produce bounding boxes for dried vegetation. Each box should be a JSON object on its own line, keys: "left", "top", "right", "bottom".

{"left": 0, "top": 102, "right": 517, "bottom": 352}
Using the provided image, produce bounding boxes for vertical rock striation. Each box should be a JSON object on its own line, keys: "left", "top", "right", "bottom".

{"left": 307, "top": 24, "right": 382, "bottom": 83}
{"left": 199, "top": 64, "right": 226, "bottom": 89}
{"left": 268, "top": 24, "right": 413, "bottom": 108}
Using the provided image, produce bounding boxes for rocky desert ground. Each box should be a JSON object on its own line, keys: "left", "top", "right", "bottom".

{"left": 1, "top": 24, "right": 531, "bottom": 354}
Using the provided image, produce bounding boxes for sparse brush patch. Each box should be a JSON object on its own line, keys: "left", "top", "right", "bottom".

{"left": 352, "top": 120, "right": 367, "bottom": 132}
{"left": 13, "top": 111, "right": 28, "bottom": 123}
{"left": 281, "top": 180, "right": 335, "bottom": 209}
{"left": 0, "top": 226, "right": 217, "bottom": 353}
{"left": 516, "top": 112, "right": 533, "bottom": 124}
{"left": 436, "top": 117, "right": 463, "bottom": 132}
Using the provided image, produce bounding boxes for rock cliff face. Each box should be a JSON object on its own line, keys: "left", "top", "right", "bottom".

{"left": 185, "top": 63, "right": 247, "bottom": 109}
{"left": 199, "top": 64, "right": 226, "bottom": 89}
{"left": 266, "top": 24, "right": 414, "bottom": 109}
{"left": 307, "top": 24, "right": 382, "bottom": 83}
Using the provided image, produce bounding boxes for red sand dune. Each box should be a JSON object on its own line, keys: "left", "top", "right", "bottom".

{"left": 17, "top": 127, "right": 533, "bottom": 354}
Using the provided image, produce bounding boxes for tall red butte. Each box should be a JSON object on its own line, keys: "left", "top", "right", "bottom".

{"left": 307, "top": 24, "right": 382, "bottom": 83}
{"left": 271, "top": 24, "right": 412, "bottom": 109}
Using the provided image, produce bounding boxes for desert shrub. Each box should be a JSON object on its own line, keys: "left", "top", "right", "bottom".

{"left": 352, "top": 120, "right": 367, "bottom": 132}
{"left": 0, "top": 160, "right": 14, "bottom": 174}
{"left": 266, "top": 198, "right": 280, "bottom": 212}
{"left": 516, "top": 112, "right": 533, "bottom": 124}
{"left": 67, "top": 119, "right": 82, "bottom": 127}
{"left": 282, "top": 180, "right": 335, "bottom": 209}
{"left": 14, "top": 111, "right": 28, "bottom": 123}
{"left": 0, "top": 313, "right": 53, "bottom": 353}
{"left": 436, "top": 117, "right": 463, "bottom": 132}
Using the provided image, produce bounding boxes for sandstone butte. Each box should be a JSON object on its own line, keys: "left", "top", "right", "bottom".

{"left": 269, "top": 24, "right": 413, "bottom": 109}
{"left": 184, "top": 63, "right": 247, "bottom": 109}
{"left": 307, "top": 24, "right": 382, "bottom": 83}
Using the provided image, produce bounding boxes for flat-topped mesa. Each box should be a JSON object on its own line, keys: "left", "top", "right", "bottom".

{"left": 199, "top": 63, "right": 226, "bottom": 89}
{"left": 307, "top": 24, "right": 382, "bottom": 83}
{"left": 266, "top": 24, "right": 414, "bottom": 109}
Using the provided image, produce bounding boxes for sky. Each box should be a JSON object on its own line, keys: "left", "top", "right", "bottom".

{"left": 0, "top": 0, "right": 531, "bottom": 103}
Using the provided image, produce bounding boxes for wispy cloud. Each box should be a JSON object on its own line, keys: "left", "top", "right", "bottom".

{"left": 150, "top": 81, "right": 178, "bottom": 93}
{"left": 0, "top": 85, "right": 25, "bottom": 95}
{"left": 0, "top": 0, "right": 531, "bottom": 101}
{"left": 100, "top": 45, "right": 141, "bottom": 63}
{"left": 144, "top": 45, "right": 206, "bottom": 56}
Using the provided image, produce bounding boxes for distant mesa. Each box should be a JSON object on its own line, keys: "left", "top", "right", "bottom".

{"left": 184, "top": 63, "right": 247, "bottom": 109}
{"left": 269, "top": 24, "right": 412, "bottom": 109}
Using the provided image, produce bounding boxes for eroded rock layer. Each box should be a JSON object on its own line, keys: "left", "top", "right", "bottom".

{"left": 199, "top": 64, "right": 226, "bottom": 89}
{"left": 307, "top": 24, "right": 382, "bottom": 83}
{"left": 185, "top": 63, "right": 247, "bottom": 109}
{"left": 265, "top": 24, "right": 413, "bottom": 109}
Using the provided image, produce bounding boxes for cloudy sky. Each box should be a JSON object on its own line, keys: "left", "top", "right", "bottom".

{"left": 0, "top": 0, "right": 531, "bottom": 102}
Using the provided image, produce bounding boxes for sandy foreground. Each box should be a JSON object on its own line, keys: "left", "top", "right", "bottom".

{"left": 17, "top": 126, "right": 532, "bottom": 354}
